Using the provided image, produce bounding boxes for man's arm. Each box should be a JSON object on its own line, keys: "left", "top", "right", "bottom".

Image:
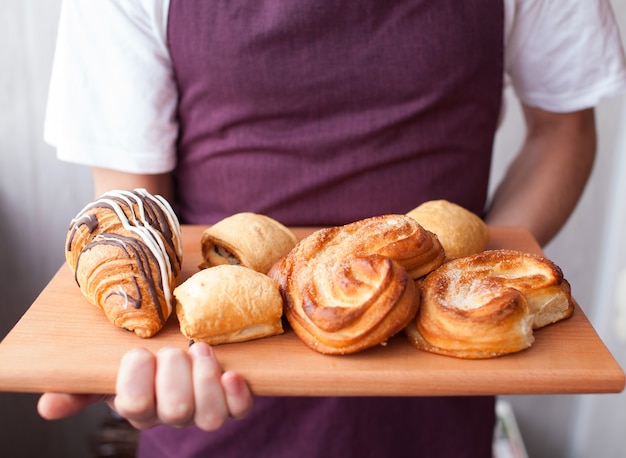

{"left": 486, "top": 106, "right": 596, "bottom": 246}
{"left": 92, "top": 167, "right": 175, "bottom": 202}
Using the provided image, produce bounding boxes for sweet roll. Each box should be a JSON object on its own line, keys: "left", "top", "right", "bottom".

{"left": 200, "top": 212, "right": 298, "bottom": 274}
{"left": 405, "top": 249, "right": 574, "bottom": 358}
{"left": 268, "top": 214, "right": 444, "bottom": 354}
{"left": 175, "top": 265, "right": 284, "bottom": 345}
{"left": 406, "top": 199, "right": 489, "bottom": 261}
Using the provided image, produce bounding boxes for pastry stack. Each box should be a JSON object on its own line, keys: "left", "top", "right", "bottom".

{"left": 66, "top": 194, "right": 574, "bottom": 359}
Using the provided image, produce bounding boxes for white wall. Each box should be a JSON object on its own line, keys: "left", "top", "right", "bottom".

{"left": 569, "top": 99, "right": 626, "bottom": 458}
{"left": 1, "top": 2, "right": 102, "bottom": 457}
{"left": 1, "top": 1, "right": 625, "bottom": 457}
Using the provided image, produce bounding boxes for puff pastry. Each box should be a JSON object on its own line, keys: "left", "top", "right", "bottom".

{"left": 66, "top": 189, "right": 183, "bottom": 338}
{"left": 175, "top": 265, "right": 284, "bottom": 345}
{"left": 406, "top": 200, "right": 489, "bottom": 261}
{"left": 405, "top": 249, "right": 574, "bottom": 359}
{"left": 200, "top": 212, "right": 298, "bottom": 274}
{"left": 269, "top": 215, "right": 444, "bottom": 354}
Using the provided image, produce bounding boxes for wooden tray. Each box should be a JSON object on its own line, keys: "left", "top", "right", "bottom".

{"left": 0, "top": 226, "right": 623, "bottom": 396}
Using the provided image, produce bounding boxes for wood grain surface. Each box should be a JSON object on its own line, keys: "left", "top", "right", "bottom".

{"left": 0, "top": 225, "right": 623, "bottom": 396}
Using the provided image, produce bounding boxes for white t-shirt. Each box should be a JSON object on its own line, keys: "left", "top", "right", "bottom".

{"left": 45, "top": 0, "right": 626, "bottom": 174}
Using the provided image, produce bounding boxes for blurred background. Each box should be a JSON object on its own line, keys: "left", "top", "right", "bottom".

{"left": 1, "top": 1, "right": 625, "bottom": 457}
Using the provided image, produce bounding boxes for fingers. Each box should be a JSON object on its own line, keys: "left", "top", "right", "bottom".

{"left": 221, "top": 371, "right": 253, "bottom": 420}
{"left": 37, "top": 344, "right": 253, "bottom": 433}
{"left": 189, "top": 343, "right": 229, "bottom": 430}
{"left": 114, "top": 347, "right": 159, "bottom": 429}
{"left": 113, "top": 343, "right": 253, "bottom": 431}
{"left": 112, "top": 348, "right": 157, "bottom": 429}
{"left": 155, "top": 346, "right": 196, "bottom": 427}
{"left": 37, "top": 393, "right": 111, "bottom": 420}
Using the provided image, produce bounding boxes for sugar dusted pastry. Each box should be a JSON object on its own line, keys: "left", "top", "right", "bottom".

{"left": 406, "top": 199, "right": 489, "bottom": 261}
{"left": 405, "top": 249, "right": 574, "bottom": 359}
{"left": 268, "top": 214, "right": 444, "bottom": 355}
{"left": 200, "top": 212, "right": 298, "bottom": 274}
{"left": 65, "top": 189, "right": 182, "bottom": 338}
{"left": 175, "top": 265, "right": 284, "bottom": 345}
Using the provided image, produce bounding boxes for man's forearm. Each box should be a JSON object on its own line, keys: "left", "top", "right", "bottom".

{"left": 91, "top": 167, "right": 175, "bottom": 203}
{"left": 486, "top": 107, "right": 596, "bottom": 246}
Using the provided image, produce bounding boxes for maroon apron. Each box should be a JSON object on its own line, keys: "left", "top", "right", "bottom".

{"left": 140, "top": 1, "right": 503, "bottom": 456}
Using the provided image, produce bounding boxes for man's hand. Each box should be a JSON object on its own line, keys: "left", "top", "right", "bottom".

{"left": 38, "top": 343, "right": 253, "bottom": 431}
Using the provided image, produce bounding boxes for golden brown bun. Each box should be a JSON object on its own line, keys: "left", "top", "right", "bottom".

{"left": 200, "top": 212, "right": 298, "bottom": 274}
{"left": 65, "top": 189, "right": 183, "bottom": 338}
{"left": 268, "top": 215, "right": 444, "bottom": 355}
{"left": 406, "top": 200, "right": 489, "bottom": 261}
{"left": 175, "top": 265, "right": 284, "bottom": 344}
{"left": 406, "top": 249, "right": 574, "bottom": 359}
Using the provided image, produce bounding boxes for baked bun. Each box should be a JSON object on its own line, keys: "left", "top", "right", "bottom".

{"left": 406, "top": 200, "right": 489, "bottom": 261}
{"left": 405, "top": 249, "right": 574, "bottom": 359}
{"left": 66, "top": 189, "right": 182, "bottom": 338}
{"left": 200, "top": 212, "right": 298, "bottom": 274}
{"left": 175, "top": 265, "right": 284, "bottom": 345}
{"left": 268, "top": 215, "right": 444, "bottom": 355}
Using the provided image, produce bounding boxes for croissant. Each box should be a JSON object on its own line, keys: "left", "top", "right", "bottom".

{"left": 268, "top": 214, "right": 444, "bottom": 355}
{"left": 65, "top": 189, "right": 183, "bottom": 338}
{"left": 200, "top": 212, "right": 298, "bottom": 274}
{"left": 175, "top": 265, "right": 284, "bottom": 345}
{"left": 406, "top": 200, "right": 489, "bottom": 261}
{"left": 405, "top": 249, "right": 574, "bottom": 359}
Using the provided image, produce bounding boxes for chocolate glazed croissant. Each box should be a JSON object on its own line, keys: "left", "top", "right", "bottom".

{"left": 268, "top": 215, "right": 444, "bottom": 355}
{"left": 65, "top": 189, "right": 183, "bottom": 338}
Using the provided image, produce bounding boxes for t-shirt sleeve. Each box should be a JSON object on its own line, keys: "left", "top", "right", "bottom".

{"left": 44, "top": 0, "right": 178, "bottom": 174}
{"left": 505, "top": 0, "right": 626, "bottom": 112}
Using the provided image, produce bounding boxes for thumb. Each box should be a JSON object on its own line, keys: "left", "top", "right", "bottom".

{"left": 37, "top": 393, "right": 111, "bottom": 420}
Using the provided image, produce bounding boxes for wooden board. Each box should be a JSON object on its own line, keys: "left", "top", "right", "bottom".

{"left": 0, "top": 226, "right": 623, "bottom": 396}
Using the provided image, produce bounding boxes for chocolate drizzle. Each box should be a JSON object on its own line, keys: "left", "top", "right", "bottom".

{"left": 66, "top": 213, "right": 99, "bottom": 252}
{"left": 77, "top": 233, "right": 167, "bottom": 324}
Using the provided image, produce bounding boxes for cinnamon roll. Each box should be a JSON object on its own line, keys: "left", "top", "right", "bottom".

{"left": 406, "top": 249, "right": 574, "bottom": 359}
{"left": 269, "top": 215, "right": 444, "bottom": 354}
